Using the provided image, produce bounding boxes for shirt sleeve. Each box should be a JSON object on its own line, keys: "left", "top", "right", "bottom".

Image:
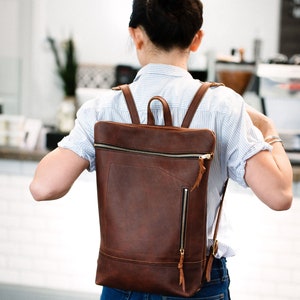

{"left": 58, "top": 100, "right": 98, "bottom": 172}
{"left": 216, "top": 90, "right": 272, "bottom": 187}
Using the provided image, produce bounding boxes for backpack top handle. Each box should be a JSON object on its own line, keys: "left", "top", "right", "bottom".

{"left": 147, "top": 96, "right": 173, "bottom": 126}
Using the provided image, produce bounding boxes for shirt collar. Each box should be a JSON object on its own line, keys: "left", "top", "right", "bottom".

{"left": 134, "top": 63, "right": 192, "bottom": 81}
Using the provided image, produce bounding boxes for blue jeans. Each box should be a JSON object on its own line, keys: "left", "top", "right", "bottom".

{"left": 100, "top": 257, "right": 230, "bottom": 300}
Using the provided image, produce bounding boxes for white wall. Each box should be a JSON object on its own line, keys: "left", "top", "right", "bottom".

{"left": 201, "top": 0, "right": 281, "bottom": 62}
{"left": 0, "top": 0, "right": 32, "bottom": 115}
{"left": 0, "top": 0, "right": 281, "bottom": 124}
{"left": 43, "top": 0, "right": 281, "bottom": 65}
{"left": 0, "top": 160, "right": 100, "bottom": 296}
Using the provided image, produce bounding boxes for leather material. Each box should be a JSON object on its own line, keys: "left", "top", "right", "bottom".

{"left": 94, "top": 83, "right": 219, "bottom": 297}
{"left": 147, "top": 96, "right": 173, "bottom": 126}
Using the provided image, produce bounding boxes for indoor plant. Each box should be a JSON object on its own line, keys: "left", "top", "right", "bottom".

{"left": 47, "top": 36, "right": 78, "bottom": 132}
{"left": 47, "top": 36, "right": 78, "bottom": 97}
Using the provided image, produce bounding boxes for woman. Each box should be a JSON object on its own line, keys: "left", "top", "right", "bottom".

{"left": 30, "top": 0, "right": 293, "bottom": 299}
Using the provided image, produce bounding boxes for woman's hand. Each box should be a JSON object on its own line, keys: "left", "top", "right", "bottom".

{"left": 245, "top": 103, "right": 277, "bottom": 137}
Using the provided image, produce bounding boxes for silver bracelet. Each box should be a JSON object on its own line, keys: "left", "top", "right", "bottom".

{"left": 264, "top": 135, "right": 281, "bottom": 142}
{"left": 268, "top": 138, "right": 283, "bottom": 145}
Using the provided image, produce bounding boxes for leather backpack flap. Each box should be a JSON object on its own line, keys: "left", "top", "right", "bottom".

{"left": 94, "top": 122, "right": 215, "bottom": 296}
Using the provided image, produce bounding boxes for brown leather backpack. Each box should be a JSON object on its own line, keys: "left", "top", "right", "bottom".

{"left": 94, "top": 82, "right": 226, "bottom": 297}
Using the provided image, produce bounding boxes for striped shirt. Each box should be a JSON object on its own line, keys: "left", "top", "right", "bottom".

{"left": 59, "top": 63, "right": 270, "bottom": 257}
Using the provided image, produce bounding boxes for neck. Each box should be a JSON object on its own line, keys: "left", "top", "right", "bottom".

{"left": 141, "top": 47, "right": 190, "bottom": 70}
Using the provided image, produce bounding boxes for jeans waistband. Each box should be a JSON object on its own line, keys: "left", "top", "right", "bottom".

{"left": 207, "top": 256, "right": 228, "bottom": 283}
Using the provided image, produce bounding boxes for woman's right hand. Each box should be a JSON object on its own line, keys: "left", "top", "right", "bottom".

{"left": 245, "top": 103, "right": 277, "bottom": 138}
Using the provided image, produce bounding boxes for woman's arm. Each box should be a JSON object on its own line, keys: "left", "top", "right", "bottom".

{"left": 29, "top": 147, "right": 89, "bottom": 201}
{"left": 245, "top": 105, "right": 293, "bottom": 211}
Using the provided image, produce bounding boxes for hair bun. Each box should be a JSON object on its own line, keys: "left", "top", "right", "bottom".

{"left": 130, "top": 0, "right": 203, "bottom": 51}
{"left": 155, "top": 0, "right": 183, "bottom": 10}
{"left": 149, "top": 0, "right": 184, "bottom": 21}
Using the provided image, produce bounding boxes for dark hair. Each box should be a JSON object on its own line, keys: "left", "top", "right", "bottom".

{"left": 129, "top": 0, "right": 203, "bottom": 51}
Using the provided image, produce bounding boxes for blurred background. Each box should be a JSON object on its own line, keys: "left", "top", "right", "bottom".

{"left": 0, "top": 0, "right": 300, "bottom": 299}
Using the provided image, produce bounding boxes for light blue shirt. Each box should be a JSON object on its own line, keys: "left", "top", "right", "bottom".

{"left": 59, "top": 63, "right": 270, "bottom": 257}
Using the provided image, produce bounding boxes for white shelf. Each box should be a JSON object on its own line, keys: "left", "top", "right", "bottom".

{"left": 257, "top": 64, "right": 300, "bottom": 79}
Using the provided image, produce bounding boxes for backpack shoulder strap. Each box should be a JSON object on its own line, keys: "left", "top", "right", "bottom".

{"left": 114, "top": 84, "right": 140, "bottom": 124}
{"left": 181, "top": 81, "right": 226, "bottom": 281}
{"left": 181, "top": 82, "right": 223, "bottom": 128}
{"left": 205, "top": 179, "right": 229, "bottom": 282}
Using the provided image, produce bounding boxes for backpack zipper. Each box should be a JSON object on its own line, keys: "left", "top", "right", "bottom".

{"left": 178, "top": 188, "right": 189, "bottom": 292}
{"left": 94, "top": 143, "right": 213, "bottom": 160}
{"left": 180, "top": 188, "right": 189, "bottom": 252}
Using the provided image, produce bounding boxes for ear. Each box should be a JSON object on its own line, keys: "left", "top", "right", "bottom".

{"left": 129, "top": 27, "right": 144, "bottom": 50}
{"left": 190, "top": 30, "right": 204, "bottom": 52}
